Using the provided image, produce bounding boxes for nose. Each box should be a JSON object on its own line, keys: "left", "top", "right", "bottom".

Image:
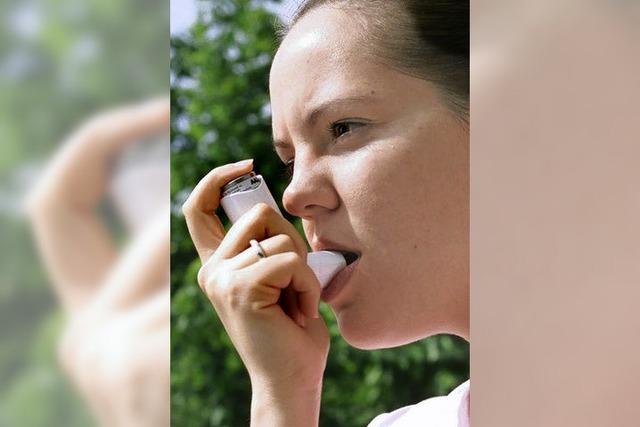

{"left": 282, "top": 155, "right": 339, "bottom": 219}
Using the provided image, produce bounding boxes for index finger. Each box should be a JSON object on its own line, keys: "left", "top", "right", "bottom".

{"left": 182, "top": 159, "right": 254, "bottom": 262}
{"left": 213, "top": 203, "right": 308, "bottom": 262}
{"left": 26, "top": 98, "right": 169, "bottom": 315}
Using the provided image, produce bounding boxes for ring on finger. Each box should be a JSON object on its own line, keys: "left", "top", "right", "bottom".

{"left": 249, "top": 239, "right": 267, "bottom": 260}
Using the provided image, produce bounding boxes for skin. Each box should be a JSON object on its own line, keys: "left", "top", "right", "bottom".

{"left": 271, "top": 6, "right": 469, "bottom": 347}
{"left": 184, "top": 5, "right": 468, "bottom": 427}
{"left": 27, "top": 99, "right": 170, "bottom": 427}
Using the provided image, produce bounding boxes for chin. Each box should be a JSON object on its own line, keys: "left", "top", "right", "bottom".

{"left": 338, "top": 325, "right": 385, "bottom": 350}
{"left": 334, "top": 308, "right": 440, "bottom": 350}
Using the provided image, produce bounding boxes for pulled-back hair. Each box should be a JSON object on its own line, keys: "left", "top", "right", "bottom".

{"left": 277, "top": 0, "right": 469, "bottom": 124}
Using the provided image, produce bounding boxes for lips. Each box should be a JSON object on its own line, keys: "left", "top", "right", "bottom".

{"left": 310, "top": 238, "right": 360, "bottom": 265}
{"left": 320, "top": 257, "right": 359, "bottom": 303}
{"left": 311, "top": 237, "right": 360, "bottom": 302}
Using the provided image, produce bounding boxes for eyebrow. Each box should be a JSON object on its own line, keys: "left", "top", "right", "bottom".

{"left": 272, "top": 139, "right": 290, "bottom": 151}
{"left": 271, "top": 94, "right": 377, "bottom": 150}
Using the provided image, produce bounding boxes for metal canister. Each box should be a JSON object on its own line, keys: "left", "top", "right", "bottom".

{"left": 220, "top": 171, "right": 282, "bottom": 223}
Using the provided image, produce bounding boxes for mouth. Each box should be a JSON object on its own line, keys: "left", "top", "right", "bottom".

{"left": 321, "top": 256, "right": 360, "bottom": 303}
{"left": 339, "top": 251, "right": 359, "bottom": 266}
{"left": 311, "top": 238, "right": 361, "bottom": 303}
{"left": 310, "top": 238, "right": 361, "bottom": 266}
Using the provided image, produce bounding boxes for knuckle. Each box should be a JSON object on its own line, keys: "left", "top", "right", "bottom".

{"left": 214, "top": 268, "right": 264, "bottom": 312}
{"left": 216, "top": 268, "right": 235, "bottom": 291}
{"left": 281, "top": 251, "right": 300, "bottom": 267}
{"left": 251, "top": 202, "right": 273, "bottom": 220}
{"left": 197, "top": 262, "right": 223, "bottom": 296}
{"left": 246, "top": 286, "right": 276, "bottom": 313}
{"left": 273, "top": 233, "right": 295, "bottom": 251}
{"left": 283, "top": 233, "right": 296, "bottom": 250}
{"left": 196, "top": 265, "right": 209, "bottom": 291}
{"left": 238, "top": 203, "right": 278, "bottom": 231}
{"left": 222, "top": 275, "right": 244, "bottom": 310}
{"left": 202, "top": 266, "right": 244, "bottom": 310}
{"left": 210, "top": 164, "right": 229, "bottom": 176}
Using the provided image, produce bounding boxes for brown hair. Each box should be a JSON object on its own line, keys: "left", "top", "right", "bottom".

{"left": 277, "top": 0, "right": 469, "bottom": 124}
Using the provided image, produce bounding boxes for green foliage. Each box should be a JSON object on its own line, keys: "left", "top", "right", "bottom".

{"left": 0, "top": 0, "right": 168, "bottom": 172}
{"left": 0, "top": 313, "right": 92, "bottom": 427}
{"left": 170, "top": 1, "right": 469, "bottom": 426}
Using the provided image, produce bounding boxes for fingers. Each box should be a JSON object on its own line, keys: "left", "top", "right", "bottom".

{"left": 201, "top": 234, "right": 319, "bottom": 327}
{"left": 284, "top": 287, "right": 305, "bottom": 328}
{"left": 182, "top": 159, "right": 254, "bottom": 263}
{"left": 227, "top": 233, "right": 300, "bottom": 270}
{"left": 235, "top": 252, "right": 321, "bottom": 320}
{"left": 26, "top": 98, "right": 169, "bottom": 314}
{"left": 213, "top": 203, "right": 308, "bottom": 262}
{"left": 27, "top": 98, "right": 169, "bottom": 211}
{"left": 225, "top": 234, "right": 311, "bottom": 328}
{"left": 79, "top": 97, "right": 169, "bottom": 153}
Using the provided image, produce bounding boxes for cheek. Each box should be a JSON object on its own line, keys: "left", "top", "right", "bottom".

{"left": 328, "top": 114, "right": 468, "bottom": 345}
{"left": 334, "top": 136, "right": 429, "bottom": 244}
{"left": 334, "top": 115, "right": 468, "bottom": 276}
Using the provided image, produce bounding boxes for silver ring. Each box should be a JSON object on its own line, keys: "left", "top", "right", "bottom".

{"left": 249, "top": 239, "right": 267, "bottom": 259}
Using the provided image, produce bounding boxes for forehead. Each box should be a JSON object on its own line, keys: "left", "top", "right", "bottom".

{"left": 273, "top": 7, "right": 365, "bottom": 63}
{"left": 269, "top": 7, "right": 375, "bottom": 122}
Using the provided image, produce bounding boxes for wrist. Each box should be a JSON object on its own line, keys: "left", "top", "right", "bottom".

{"left": 250, "top": 381, "right": 322, "bottom": 427}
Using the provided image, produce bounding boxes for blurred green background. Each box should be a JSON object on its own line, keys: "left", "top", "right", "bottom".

{"left": 0, "top": 0, "right": 167, "bottom": 425}
{"left": 170, "top": 1, "right": 469, "bottom": 426}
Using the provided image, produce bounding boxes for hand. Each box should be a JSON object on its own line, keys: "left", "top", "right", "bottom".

{"left": 57, "top": 213, "right": 169, "bottom": 427}
{"left": 182, "top": 160, "right": 330, "bottom": 426}
{"left": 27, "top": 99, "right": 170, "bottom": 427}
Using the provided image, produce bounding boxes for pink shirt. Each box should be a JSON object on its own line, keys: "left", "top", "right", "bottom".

{"left": 368, "top": 380, "right": 470, "bottom": 427}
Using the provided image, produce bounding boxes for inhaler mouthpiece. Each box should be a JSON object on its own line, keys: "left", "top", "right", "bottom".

{"left": 220, "top": 172, "right": 346, "bottom": 288}
{"left": 306, "top": 251, "right": 347, "bottom": 289}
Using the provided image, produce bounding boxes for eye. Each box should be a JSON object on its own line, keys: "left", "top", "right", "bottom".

{"left": 282, "top": 158, "right": 295, "bottom": 180}
{"left": 330, "top": 121, "right": 363, "bottom": 139}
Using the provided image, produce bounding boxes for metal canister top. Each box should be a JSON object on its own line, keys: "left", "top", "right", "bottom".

{"left": 221, "top": 172, "right": 258, "bottom": 198}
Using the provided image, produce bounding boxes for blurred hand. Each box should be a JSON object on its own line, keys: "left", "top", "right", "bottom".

{"left": 182, "top": 161, "right": 329, "bottom": 427}
{"left": 26, "top": 99, "right": 170, "bottom": 427}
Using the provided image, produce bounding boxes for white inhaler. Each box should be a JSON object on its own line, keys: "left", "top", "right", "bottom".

{"left": 220, "top": 172, "right": 346, "bottom": 289}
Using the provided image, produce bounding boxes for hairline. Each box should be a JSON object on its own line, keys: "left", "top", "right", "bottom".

{"left": 275, "top": 0, "right": 469, "bottom": 126}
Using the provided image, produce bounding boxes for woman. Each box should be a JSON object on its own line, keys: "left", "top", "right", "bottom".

{"left": 182, "top": 0, "right": 469, "bottom": 425}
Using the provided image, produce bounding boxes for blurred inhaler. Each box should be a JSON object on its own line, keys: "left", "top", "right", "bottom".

{"left": 109, "top": 134, "right": 170, "bottom": 234}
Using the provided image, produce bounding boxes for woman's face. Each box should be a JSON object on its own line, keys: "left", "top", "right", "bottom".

{"left": 269, "top": 6, "right": 469, "bottom": 348}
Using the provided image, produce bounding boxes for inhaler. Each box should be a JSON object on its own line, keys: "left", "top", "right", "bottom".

{"left": 220, "top": 172, "right": 346, "bottom": 289}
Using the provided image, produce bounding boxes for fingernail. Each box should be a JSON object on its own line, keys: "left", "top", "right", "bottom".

{"left": 235, "top": 158, "right": 253, "bottom": 167}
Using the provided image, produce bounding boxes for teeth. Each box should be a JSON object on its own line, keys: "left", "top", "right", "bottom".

{"left": 341, "top": 251, "right": 359, "bottom": 265}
